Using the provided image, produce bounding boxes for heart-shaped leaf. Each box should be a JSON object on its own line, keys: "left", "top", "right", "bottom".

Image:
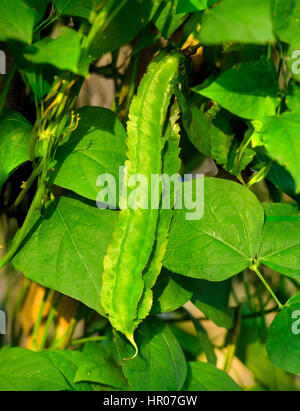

{"left": 198, "top": 0, "right": 274, "bottom": 45}
{"left": 0, "top": 110, "right": 32, "bottom": 193}
{"left": 115, "top": 316, "right": 187, "bottom": 391}
{"left": 0, "top": 347, "right": 70, "bottom": 391}
{"left": 267, "top": 293, "right": 300, "bottom": 374}
{"left": 53, "top": 107, "right": 127, "bottom": 204}
{"left": 183, "top": 362, "right": 242, "bottom": 391}
{"left": 261, "top": 113, "right": 300, "bottom": 193}
{"left": 164, "top": 178, "right": 264, "bottom": 281}
{"left": 259, "top": 203, "right": 300, "bottom": 279}
{"left": 194, "top": 59, "right": 279, "bottom": 120}
{"left": 12, "top": 196, "right": 117, "bottom": 314}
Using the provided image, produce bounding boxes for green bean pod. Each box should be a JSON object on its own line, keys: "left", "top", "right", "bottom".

{"left": 101, "top": 53, "right": 182, "bottom": 354}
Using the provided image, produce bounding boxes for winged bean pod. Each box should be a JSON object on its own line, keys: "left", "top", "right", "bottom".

{"left": 101, "top": 53, "right": 182, "bottom": 353}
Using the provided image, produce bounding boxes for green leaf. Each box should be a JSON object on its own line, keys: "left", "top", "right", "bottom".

{"left": 115, "top": 317, "right": 187, "bottom": 391}
{"left": 53, "top": 107, "right": 127, "bottom": 203}
{"left": 152, "top": 269, "right": 193, "bottom": 314}
{"left": 0, "top": 347, "right": 70, "bottom": 391}
{"left": 179, "top": 98, "right": 233, "bottom": 165}
{"left": 238, "top": 336, "right": 296, "bottom": 391}
{"left": 0, "top": 0, "right": 35, "bottom": 44}
{"left": 177, "top": 0, "right": 218, "bottom": 13}
{"left": 153, "top": 272, "right": 234, "bottom": 329}
{"left": 261, "top": 112, "right": 300, "bottom": 193}
{"left": 184, "top": 312, "right": 217, "bottom": 365}
{"left": 175, "top": 326, "right": 215, "bottom": 365}
{"left": 74, "top": 342, "right": 128, "bottom": 389}
{"left": 228, "top": 145, "right": 256, "bottom": 177}
{"left": 259, "top": 203, "right": 300, "bottom": 279}
{"left": 89, "top": 0, "right": 152, "bottom": 59}
{"left": 23, "top": 69, "right": 54, "bottom": 100}
{"left": 12, "top": 196, "right": 117, "bottom": 315}
{"left": 43, "top": 350, "right": 92, "bottom": 391}
{"left": 193, "top": 59, "right": 279, "bottom": 120}
{"left": 267, "top": 293, "right": 300, "bottom": 374}
{"left": 226, "top": 133, "right": 257, "bottom": 177}
{"left": 23, "top": 27, "right": 87, "bottom": 76}
{"left": 198, "top": 0, "right": 275, "bottom": 45}
{"left": 24, "top": 0, "right": 49, "bottom": 23}
{"left": 183, "top": 362, "right": 242, "bottom": 391}
{"left": 286, "top": 82, "right": 300, "bottom": 113}
{"left": 268, "top": 162, "right": 299, "bottom": 200}
{"left": 171, "top": 326, "right": 205, "bottom": 357}
{"left": 53, "top": 0, "right": 102, "bottom": 19}
{"left": 192, "top": 279, "right": 235, "bottom": 329}
{"left": 272, "top": 0, "right": 300, "bottom": 44}
{"left": 255, "top": 148, "right": 299, "bottom": 201}
{"left": 164, "top": 178, "right": 264, "bottom": 281}
{"left": 154, "top": 0, "right": 187, "bottom": 38}
{"left": 277, "top": 1, "right": 300, "bottom": 82}
{"left": 0, "top": 110, "right": 32, "bottom": 193}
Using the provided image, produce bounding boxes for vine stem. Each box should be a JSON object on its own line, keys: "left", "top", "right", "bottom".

{"left": 0, "top": 193, "right": 40, "bottom": 270}
{"left": 9, "top": 161, "right": 43, "bottom": 211}
{"left": 0, "top": 151, "right": 49, "bottom": 271}
{"left": 250, "top": 263, "right": 284, "bottom": 310}
{"left": 223, "top": 306, "right": 242, "bottom": 373}
{"left": 183, "top": 307, "right": 217, "bottom": 365}
{"left": 243, "top": 306, "right": 278, "bottom": 319}
{"left": 84, "top": 0, "right": 128, "bottom": 50}
{"left": 34, "top": 15, "right": 59, "bottom": 33}
{"left": 71, "top": 336, "right": 108, "bottom": 346}
{"left": 123, "top": 51, "right": 140, "bottom": 119}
